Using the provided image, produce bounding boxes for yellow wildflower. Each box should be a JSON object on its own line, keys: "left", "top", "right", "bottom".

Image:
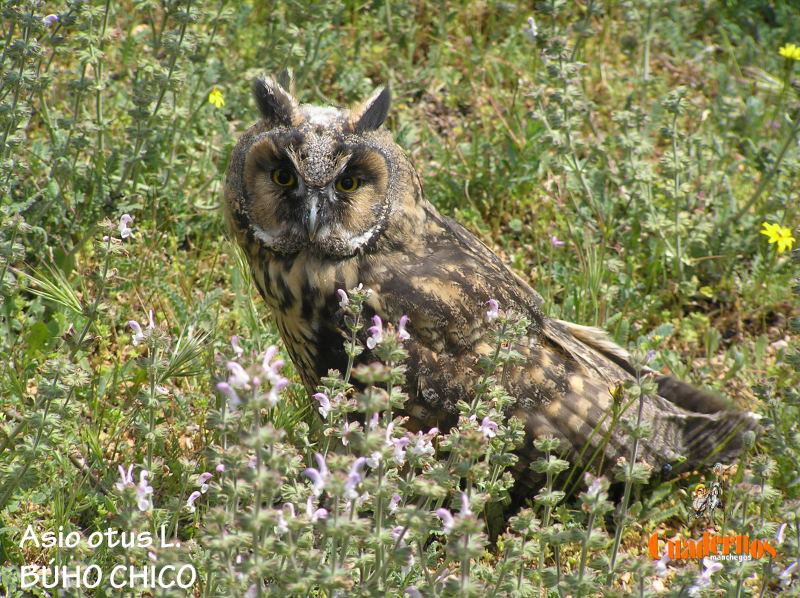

{"left": 761, "top": 221, "right": 796, "bottom": 253}
{"left": 779, "top": 43, "right": 800, "bottom": 61}
{"left": 208, "top": 87, "right": 225, "bottom": 108}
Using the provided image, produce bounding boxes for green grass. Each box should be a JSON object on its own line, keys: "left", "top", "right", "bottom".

{"left": 1, "top": 1, "right": 799, "bottom": 596}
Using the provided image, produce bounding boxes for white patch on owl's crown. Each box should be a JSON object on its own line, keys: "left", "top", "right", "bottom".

{"left": 301, "top": 105, "right": 342, "bottom": 126}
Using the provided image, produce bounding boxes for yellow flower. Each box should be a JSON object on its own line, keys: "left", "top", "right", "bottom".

{"left": 208, "top": 87, "right": 225, "bottom": 108}
{"left": 779, "top": 43, "right": 800, "bottom": 61}
{"left": 761, "top": 221, "right": 796, "bottom": 253}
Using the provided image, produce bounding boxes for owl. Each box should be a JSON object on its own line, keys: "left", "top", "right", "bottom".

{"left": 224, "top": 74, "right": 759, "bottom": 492}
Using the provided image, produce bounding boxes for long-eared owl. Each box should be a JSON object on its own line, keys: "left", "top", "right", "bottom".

{"left": 223, "top": 74, "right": 758, "bottom": 491}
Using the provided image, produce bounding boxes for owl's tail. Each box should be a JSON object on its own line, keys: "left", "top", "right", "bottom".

{"left": 543, "top": 320, "right": 761, "bottom": 475}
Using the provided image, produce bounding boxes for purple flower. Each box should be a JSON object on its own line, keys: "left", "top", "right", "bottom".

{"left": 470, "top": 415, "right": 498, "bottom": 439}
{"left": 341, "top": 421, "right": 356, "bottom": 446}
{"left": 397, "top": 315, "right": 411, "bottom": 341}
{"left": 645, "top": 349, "right": 657, "bottom": 364}
{"left": 486, "top": 299, "right": 500, "bottom": 322}
{"left": 43, "top": 14, "right": 59, "bottom": 27}
{"left": 198, "top": 472, "right": 213, "bottom": 493}
{"left": 226, "top": 361, "right": 251, "bottom": 388}
{"left": 276, "top": 504, "right": 294, "bottom": 535}
{"left": 366, "top": 450, "right": 382, "bottom": 469}
{"left": 186, "top": 490, "right": 202, "bottom": 513}
{"left": 404, "top": 588, "right": 422, "bottom": 598}
{"left": 314, "top": 392, "right": 331, "bottom": 418}
{"left": 459, "top": 492, "right": 472, "bottom": 517}
{"left": 367, "top": 315, "right": 383, "bottom": 349}
{"left": 230, "top": 335, "right": 244, "bottom": 358}
{"left": 127, "top": 310, "right": 156, "bottom": 346}
{"left": 262, "top": 346, "right": 288, "bottom": 406}
{"left": 392, "top": 436, "right": 410, "bottom": 464}
{"left": 119, "top": 214, "right": 134, "bottom": 239}
{"left": 410, "top": 427, "right": 439, "bottom": 457}
{"left": 215, "top": 463, "right": 225, "bottom": 473}
{"left": 136, "top": 470, "right": 153, "bottom": 512}
{"left": 127, "top": 320, "right": 145, "bottom": 345}
{"left": 689, "top": 558, "right": 723, "bottom": 595}
{"left": 389, "top": 493, "right": 401, "bottom": 513}
{"left": 523, "top": 16, "right": 537, "bottom": 40}
{"left": 216, "top": 381, "right": 240, "bottom": 410}
{"left": 336, "top": 289, "right": 349, "bottom": 308}
{"left": 436, "top": 508, "right": 454, "bottom": 532}
{"left": 305, "top": 496, "right": 328, "bottom": 522}
{"left": 550, "top": 234, "right": 565, "bottom": 247}
{"left": 344, "top": 457, "right": 367, "bottom": 500}
{"left": 303, "top": 453, "right": 329, "bottom": 496}
{"left": 780, "top": 561, "right": 798, "bottom": 586}
{"left": 116, "top": 464, "right": 134, "bottom": 491}
{"left": 777, "top": 523, "right": 788, "bottom": 545}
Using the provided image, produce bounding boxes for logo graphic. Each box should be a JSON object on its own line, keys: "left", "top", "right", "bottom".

{"left": 691, "top": 481, "right": 723, "bottom": 520}
{"left": 649, "top": 532, "right": 776, "bottom": 560}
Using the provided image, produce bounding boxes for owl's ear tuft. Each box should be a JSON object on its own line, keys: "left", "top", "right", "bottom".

{"left": 351, "top": 85, "right": 391, "bottom": 133}
{"left": 252, "top": 75, "right": 299, "bottom": 127}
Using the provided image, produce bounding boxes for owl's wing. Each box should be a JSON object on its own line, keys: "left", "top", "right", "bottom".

{"left": 364, "top": 205, "right": 757, "bottom": 489}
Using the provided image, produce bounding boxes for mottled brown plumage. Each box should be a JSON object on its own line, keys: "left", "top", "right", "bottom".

{"left": 224, "top": 75, "right": 758, "bottom": 491}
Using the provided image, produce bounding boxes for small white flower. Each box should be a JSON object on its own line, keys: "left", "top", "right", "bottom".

{"left": 115, "top": 464, "right": 134, "bottom": 491}
{"left": 336, "top": 289, "right": 349, "bottom": 308}
{"left": 389, "top": 493, "right": 401, "bottom": 513}
{"left": 486, "top": 299, "right": 500, "bottom": 321}
{"left": 197, "top": 472, "right": 213, "bottom": 493}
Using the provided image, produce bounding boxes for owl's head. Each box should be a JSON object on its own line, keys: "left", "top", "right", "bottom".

{"left": 226, "top": 74, "right": 416, "bottom": 259}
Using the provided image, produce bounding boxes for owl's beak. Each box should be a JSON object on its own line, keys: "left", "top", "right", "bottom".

{"left": 306, "top": 194, "right": 321, "bottom": 240}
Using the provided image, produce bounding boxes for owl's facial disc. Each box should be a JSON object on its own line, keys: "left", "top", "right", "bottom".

{"left": 242, "top": 77, "right": 394, "bottom": 258}
{"left": 243, "top": 131, "right": 391, "bottom": 257}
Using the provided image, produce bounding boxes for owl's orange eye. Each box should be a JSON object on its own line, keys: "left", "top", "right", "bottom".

{"left": 271, "top": 169, "right": 296, "bottom": 187}
{"left": 335, "top": 175, "right": 360, "bottom": 193}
